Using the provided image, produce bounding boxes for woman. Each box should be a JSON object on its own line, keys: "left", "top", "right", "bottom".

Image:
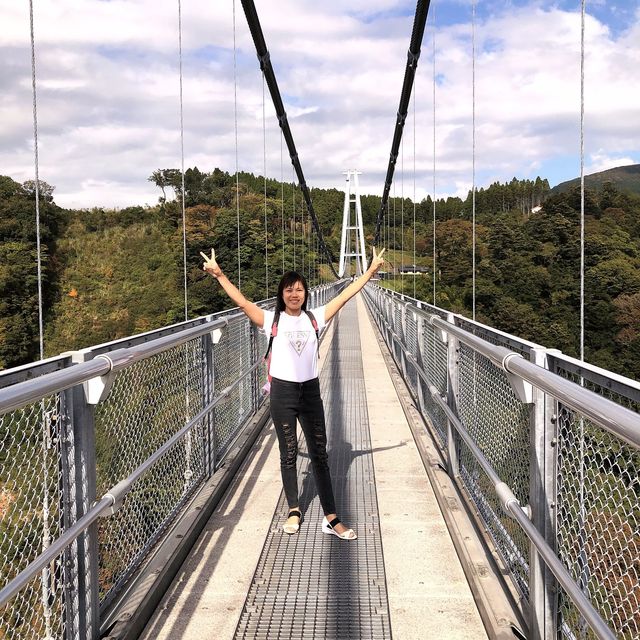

{"left": 201, "top": 247, "right": 385, "bottom": 540}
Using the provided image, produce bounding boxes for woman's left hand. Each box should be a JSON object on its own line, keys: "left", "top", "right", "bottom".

{"left": 369, "top": 246, "right": 386, "bottom": 273}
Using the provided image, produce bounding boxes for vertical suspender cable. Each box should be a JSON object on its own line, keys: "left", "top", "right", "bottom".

{"left": 577, "top": 1, "right": 588, "bottom": 604}
{"left": 28, "top": 5, "right": 52, "bottom": 638}
{"left": 301, "top": 186, "right": 305, "bottom": 279}
{"left": 308, "top": 213, "right": 312, "bottom": 283}
{"left": 29, "top": 1, "right": 44, "bottom": 361}
{"left": 386, "top": 182, "right": 389, "bottom": 277}
{"left": 471, "top": 0, "right": 479, "bottom": 412}
{"left": 579, "top": 0, "right": 585, "bottom": 362}
{"left": 432, "top": 12, "right": 437, "bottom": 307}
{"left": 401, "top": 138, "right": 405, "bottom": 284}
{"left": 233, "top": 0, "right": 242, "bottom": 290}
{"left": 388, "top": 190, "right": 391, "bottom": 278}
{"left": 262, "top": 72, "right": 268, "bottom": 297}
{"left": 177, "top": 0, "right": 192, "bottom": 493}
{"left": 292, "top": 167, "right": 296, "bottom": 271}
{"left": 413, "top": 78, "right": 417, "bottom": 299}
{"left": 178, "top": 0, "right": 188, "bottom": 321}
{"left": 281, "top": 131, "right": 285, "bottom": 274}
{"left": 393, "top": 182, "right": 397, "bottom": 289}
{"left": 471, "top": 0, "right": 476, "bottom": 321}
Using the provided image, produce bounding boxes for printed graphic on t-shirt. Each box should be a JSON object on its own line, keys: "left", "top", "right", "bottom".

{"left": 286, "top": 331, "right": 310, "bottom": 356}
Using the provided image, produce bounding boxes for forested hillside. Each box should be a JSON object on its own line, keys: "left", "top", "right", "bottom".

{"left": 2, "top": 168, "right": 640, "bottom": 381}
{"left": 552, "top": 163, "right": 640, "bottom": 196}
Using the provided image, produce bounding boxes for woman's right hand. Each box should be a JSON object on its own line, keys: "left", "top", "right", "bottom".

{"left": 200, "top": 249, "right": 223, "bottom": 278}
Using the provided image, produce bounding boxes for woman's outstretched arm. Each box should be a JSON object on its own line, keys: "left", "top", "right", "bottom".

{"left": 201, "top": 249, "right": 265, "bottom": 327}
{"left": 324, "top": 247, "right": 386, "bottom": 322}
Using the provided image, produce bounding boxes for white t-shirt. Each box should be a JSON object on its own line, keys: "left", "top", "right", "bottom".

{"left": 261, "top": 306, "right": 327, "bottom": 382}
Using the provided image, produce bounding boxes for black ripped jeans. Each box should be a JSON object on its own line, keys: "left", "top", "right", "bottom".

{"left": 269, "top": 377, "right": 336, "bottom": 516}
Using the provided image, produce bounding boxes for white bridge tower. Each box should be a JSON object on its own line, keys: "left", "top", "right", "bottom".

{"left": 338, "top": 170, "right": 368, "bottom": 277}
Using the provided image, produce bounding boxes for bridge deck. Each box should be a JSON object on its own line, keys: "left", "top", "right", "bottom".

{"left": 140, "top": 297, "right": 487, "bottom": 639}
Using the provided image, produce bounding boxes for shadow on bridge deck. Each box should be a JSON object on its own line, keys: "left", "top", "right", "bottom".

{"left": 135, "top": 297, "right": 508, "bottom": 640}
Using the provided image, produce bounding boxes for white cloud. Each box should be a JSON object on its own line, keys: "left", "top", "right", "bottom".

{"left": 0, "top": 0, "right": 638, "bottom": 209}
{"left": 586, "top": 150, "right": 636, "bottom": 175}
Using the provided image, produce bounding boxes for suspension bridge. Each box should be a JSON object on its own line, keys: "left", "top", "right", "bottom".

{"left": 1, "top": 1, "right": 639, "bottom": 639}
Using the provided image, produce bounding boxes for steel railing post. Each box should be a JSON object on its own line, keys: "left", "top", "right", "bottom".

{"left": 399, "top": 302, "right": 409, "bottom": 380}
{"left": 202, "top": 331, "right": 216, "bottom": 477}
{"left": 529, "top": 347, "right": 560, "bottom": 639}
{"left": 64, "top": 351, "right": 101, "bottom": 639}
{"left": 445, "top": 313, "right": 460, "bottom": 478}
{"left": 250, "top": 323, "right": 260, "bottom": 414}
{"left": 415, "top": 307, "right": 427, "bottom": 415}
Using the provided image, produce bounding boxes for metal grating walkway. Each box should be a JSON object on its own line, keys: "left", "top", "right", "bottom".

{"left": 234, "top": 299, "right": 392, "bottom": 639}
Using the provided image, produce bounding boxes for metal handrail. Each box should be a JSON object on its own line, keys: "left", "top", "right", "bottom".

{"left": 426, "top": 314, "right": 640, "bottom": 450}
{"left": 0, "top": 313, "right": 238, "bottom": 416}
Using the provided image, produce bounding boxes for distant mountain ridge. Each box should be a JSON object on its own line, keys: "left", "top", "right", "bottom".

{"left": 551, "top": 163, "right": 640, "bottom": 195}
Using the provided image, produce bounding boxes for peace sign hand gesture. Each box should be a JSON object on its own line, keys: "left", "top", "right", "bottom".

{"left": 369, "top": 246, "right": 386, "bottom": 273}
{"left": 200, "top": 249, "right": 223, "bottom": 279}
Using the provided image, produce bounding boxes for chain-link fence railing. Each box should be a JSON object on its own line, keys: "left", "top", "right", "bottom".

{"left": 364, "top": 285, "right": 639, "bottom": 640}
{"left": 552, "top": 357, "right": 640, "bottom": 640}
{"left": 0, "top": 395, "right": 67, "bottom": 640}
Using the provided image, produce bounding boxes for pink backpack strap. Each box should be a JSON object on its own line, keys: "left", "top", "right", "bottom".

{"left": 304, "top": 310, "right": 320, "bottom": 356}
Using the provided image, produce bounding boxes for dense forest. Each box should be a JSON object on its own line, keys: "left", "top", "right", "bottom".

{"left": 2, "top": 167, "right": 640, "bottom": 381}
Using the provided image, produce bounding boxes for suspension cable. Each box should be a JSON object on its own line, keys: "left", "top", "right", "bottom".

{"left": 580, "top": 0, "right": 585, "bottom": 362}
{"left": 472, "top": 0, "right": 476, "bottom": 321}
{"left": 280, "top": 130, "right": 285, "bottom": 274}
{"left": 301, "top": 183, "right": 305, "bottom": 278}
{"left": 178, "top": 0, "right": 188, "bottom": 321}
{"left": 374, "top": 0, "right": 431, "bottom": 245}
{"left": 233, "top": 0, "right": 241, "bottom": 290}
{"left": 413, "top": 77, "right": 417, "bottom": 299}
{"left": 432, "top": 10, "right": 437, "bottom": 307}
{"left": 393, "top": 181, "right": 397, "bottom": 289}
{"left": 176, "top": 1, "right": 193, "bottom": 497}
{"left": 401, "top": 137, "right": 405, "bottom": 283}
{"left": 292, "top": 166, "right": 296, "bottom": 271}
{"left": 387, "top": 181, "right": 390, "bottom": 280}
{"left": 240, "top": 0, "right": 339, "bottom": 278}
{"left": 29, "top": 1, "right": 44, "bottom": 361}
{"left": 28, "top": 5, "right": 53, "bottom": 638}
{"left": 262, "top": 71, "right": 269, "bottom": 297}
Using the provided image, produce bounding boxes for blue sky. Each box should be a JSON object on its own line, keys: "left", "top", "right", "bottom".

{"left": 0, "top": 0, "right": 638, "bottom": 208}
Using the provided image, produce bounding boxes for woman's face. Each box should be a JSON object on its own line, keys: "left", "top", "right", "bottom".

{"left": 282, "top": 280, "right": 306, "bottom": 313}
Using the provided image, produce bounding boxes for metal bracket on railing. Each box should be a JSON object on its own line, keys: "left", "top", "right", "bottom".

{"left": 427, "top": 314, "right": 448, "bottom": 343}
{"left": 99, "top": 479, "right": 130, "bottom": 517}
{"left": 84, "top": 355, "right": 116, "bottom": 405}
{"left": 99, "top": 493, "right": 122, "bottom": 517}
{"left": 495, "top": 481, "right": 520, "bottom": 519}
{"left": 501, "top": 353, "right": 533, "bottom": 404}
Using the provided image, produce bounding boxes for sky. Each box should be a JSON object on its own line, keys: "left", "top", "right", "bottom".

{"left": 1, "top": 0, "right": 639, "bottom": 210}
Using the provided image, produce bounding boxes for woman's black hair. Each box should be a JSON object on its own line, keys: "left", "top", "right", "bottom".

{"left": 276, "top": 271, "right": 309, "bottom": 312}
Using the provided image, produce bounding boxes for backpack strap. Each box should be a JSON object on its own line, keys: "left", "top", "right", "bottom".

{"left": 263, "top": 310, "right": 280, "bottom": 361}
{"left": 304, "top": 310, "right": 320, "bottom": 356}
